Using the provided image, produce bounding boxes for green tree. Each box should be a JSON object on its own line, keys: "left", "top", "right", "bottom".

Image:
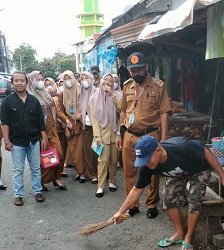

{"left": 37, "top": 58, "right": 58, "bottom": 79}
{"left": 59, "top": 54, "right": 76, "bottom": 74}
{"left": 38, "top": 52, "right": 76, "bottom": 80}
{"left": 13, "top": 43, "right": 38, "bottom": 73}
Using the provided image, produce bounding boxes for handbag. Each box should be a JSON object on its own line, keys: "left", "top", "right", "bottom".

{"left": 211, "top": 130, "right": 224, "bottom": 166}
{"left": 40, "top": 142, "right": 60, "bottom": 168}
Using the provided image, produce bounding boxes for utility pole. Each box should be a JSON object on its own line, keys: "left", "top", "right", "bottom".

{"left": 19, "top": 54, "right": 23, "bottom": 71}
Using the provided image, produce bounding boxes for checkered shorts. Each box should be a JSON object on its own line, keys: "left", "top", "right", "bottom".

{"left": 162, "top": 169, "right": 211, "bottom": 213}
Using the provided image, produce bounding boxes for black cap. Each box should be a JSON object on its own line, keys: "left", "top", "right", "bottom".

{"left": 127, "top": 52, "right": 146, "bottom": 69}
{"left": 90, "top": 65, "right": 100, "bottom": 73}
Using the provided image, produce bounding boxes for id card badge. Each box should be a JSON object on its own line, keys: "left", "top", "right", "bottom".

{"left": 69, "top": 105, "right": 75, "bottom": 114}
{"left": 129, "top": 114, "right": 135, "bottom": 124}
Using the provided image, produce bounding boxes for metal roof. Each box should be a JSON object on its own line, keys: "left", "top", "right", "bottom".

{"left": 110, "top": 17, "right": 150, "bottom": 48}
{"left": 110, "top": 15, "right": 162, "bottom": 48}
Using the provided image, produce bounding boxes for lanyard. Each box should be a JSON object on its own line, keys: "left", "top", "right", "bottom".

{"left": 134, "top": 86, "right": 147, "bottom": 108}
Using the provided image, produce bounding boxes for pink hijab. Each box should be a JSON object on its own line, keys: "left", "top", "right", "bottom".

{"left": 90, "top": 73, "right": 118, "bottom": 132}
{"left": 79, "top": 71, "right": 96, "bottom": 129}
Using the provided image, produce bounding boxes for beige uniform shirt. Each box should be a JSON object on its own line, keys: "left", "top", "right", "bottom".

{"left": 121, "top": 74, "right": 171, "bottom": 131}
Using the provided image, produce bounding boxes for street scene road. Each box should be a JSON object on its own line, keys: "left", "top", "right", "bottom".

{"left": 0, "top": 146, "right": 213, "bottom": 250}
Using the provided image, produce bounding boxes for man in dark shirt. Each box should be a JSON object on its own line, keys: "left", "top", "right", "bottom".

{"left": 1, "top": 71, "right": 48, "bottom": 206}
{"left": 90, "top": 65, "right": 101, "bottom": 88}
{"left": 112, "top": 136, "right": 224, "bottom": 249}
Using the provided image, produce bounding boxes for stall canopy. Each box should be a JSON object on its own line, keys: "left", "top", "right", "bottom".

{"left": 138, "top": 0, "right": 221, "bottom": 42}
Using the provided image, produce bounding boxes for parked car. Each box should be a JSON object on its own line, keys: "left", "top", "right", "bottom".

{"left": 0, "top": 72, "right": 13, "bottom": 104}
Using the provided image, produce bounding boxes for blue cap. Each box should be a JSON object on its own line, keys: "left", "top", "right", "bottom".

{"left": 134, "top": 135, "right": 158, "bottom": 167}
{"left": 127, "top": 52, "right": 146, "bottom": 69}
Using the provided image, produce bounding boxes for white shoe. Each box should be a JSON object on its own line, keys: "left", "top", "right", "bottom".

{"left": 109, "top": 183, "right": 117, "bottom": 192}
{"left": 96, "top": 188, "right": 103, "bottom": 193}
{"left": 96, "top": 188, "right": 104, "bottom": 198}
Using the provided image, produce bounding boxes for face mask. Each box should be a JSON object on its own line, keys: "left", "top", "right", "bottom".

{"left": 65, "top": 80, "right": 73, "bottom": 88}
{"left": 81, "top": 80, "right": 90, "bottom": 89}
{"left": 46, "top": 86, "right": 53, "bottom": 93}
{"left": 114, "top": 83, "right": 119, "bottom": 90}
{"left": 36, "top": 81, "right": 45, "bottom": 90}
{"left": 133, "top": 75, "right": 146, "bottom": 85}
{"left": 58, "top": 86, "right": 63, "bottom": 92}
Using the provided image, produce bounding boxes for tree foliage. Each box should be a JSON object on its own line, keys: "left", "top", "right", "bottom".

{"left": 13, "top": 45, "right": 76, "bottom": 80}
{"left": 13, "top": 43, "right": 38, "bottom": 73}
{"left": 38, "top": 52, "right": 76, "bottom": 80}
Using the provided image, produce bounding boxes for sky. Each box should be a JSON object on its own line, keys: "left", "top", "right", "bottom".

{"left": 0, "top": 0, "right": 139, "bottom": 60}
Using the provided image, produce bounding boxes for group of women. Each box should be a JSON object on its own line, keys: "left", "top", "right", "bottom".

{"left": 25, "top": 69, "right": 122, "bottom": 198}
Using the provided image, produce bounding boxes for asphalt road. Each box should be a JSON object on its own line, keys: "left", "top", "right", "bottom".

{"left": 0, "top": 146, "right": 191, "bottom": 250}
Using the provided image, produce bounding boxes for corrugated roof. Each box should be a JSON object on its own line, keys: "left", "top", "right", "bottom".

{"left": 110, "top": 17, "right": 153, "bottom": 47}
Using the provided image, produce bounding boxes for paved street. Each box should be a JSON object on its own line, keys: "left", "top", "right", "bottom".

{"left": 0, "top": 146, "right": 196, "bottom": 250}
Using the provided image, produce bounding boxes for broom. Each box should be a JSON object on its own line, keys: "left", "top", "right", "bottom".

{"left": 75, "top": 213, "right": 131, "bottom": 236}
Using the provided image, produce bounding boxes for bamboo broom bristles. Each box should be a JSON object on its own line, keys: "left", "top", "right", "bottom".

{"left": 75, "top": 213, "right": 131, "bottom": 236}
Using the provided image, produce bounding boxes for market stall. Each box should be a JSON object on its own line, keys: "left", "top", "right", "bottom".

{"left": 168, "top": 101, "right": 210, "bottom": 143}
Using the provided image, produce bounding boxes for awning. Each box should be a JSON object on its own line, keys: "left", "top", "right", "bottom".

{"left": 111, "top": 16, "right": 161, "bottom": 48}
{"left": 138, "top": 0, "right": 221, "bottom": 41}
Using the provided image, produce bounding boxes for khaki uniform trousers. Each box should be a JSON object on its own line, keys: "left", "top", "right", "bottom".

{"left": 97, "top": 142, "right": 118, "bottom": 189}
{"left": 122, "top": 129, "right": 160, "bottom": 209}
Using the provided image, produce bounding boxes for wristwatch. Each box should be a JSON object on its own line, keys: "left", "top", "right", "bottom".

{"left": 116, "top": 131, "right": 121, "bottom": 136}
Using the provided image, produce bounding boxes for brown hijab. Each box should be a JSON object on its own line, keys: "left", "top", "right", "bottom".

{"left": 62, "top": 70, "right": 81, "bottom": 120}
{"left": 90, "top": 73, "right": 118, "bottom": 132}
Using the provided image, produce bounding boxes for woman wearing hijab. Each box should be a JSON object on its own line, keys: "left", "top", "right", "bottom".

{"left": 57, "top": 70, "right": 85, "bottom": 183}
{"left": 112, "top": 74, "right": 122, "bottom": 93}
{"left": 44, "top": 77, "right": 68, "bottom": 178}
{"left": 90, "top": 73, "right": 120, "bottom": 198}
{"left": 27, "top": 71, "right": 71, "bottom": 191}
{"left": 80, "top": 72, "right": 98, "bottom": 184}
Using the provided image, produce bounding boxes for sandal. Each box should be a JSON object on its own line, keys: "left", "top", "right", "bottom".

{"left": 158, "top": 237, "right": 183, "bottom": 247}
{"left": 182, "top": 240, "right": 194, "bottom": 249}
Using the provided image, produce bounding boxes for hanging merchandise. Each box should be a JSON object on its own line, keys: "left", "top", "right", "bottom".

{"left": 206, "top": 1, "right": 224, "bottom": 60}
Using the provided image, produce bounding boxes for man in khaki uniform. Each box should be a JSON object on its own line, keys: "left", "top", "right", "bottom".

{"left": 116, "top": 52, "right": 171, "bottom": 219}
